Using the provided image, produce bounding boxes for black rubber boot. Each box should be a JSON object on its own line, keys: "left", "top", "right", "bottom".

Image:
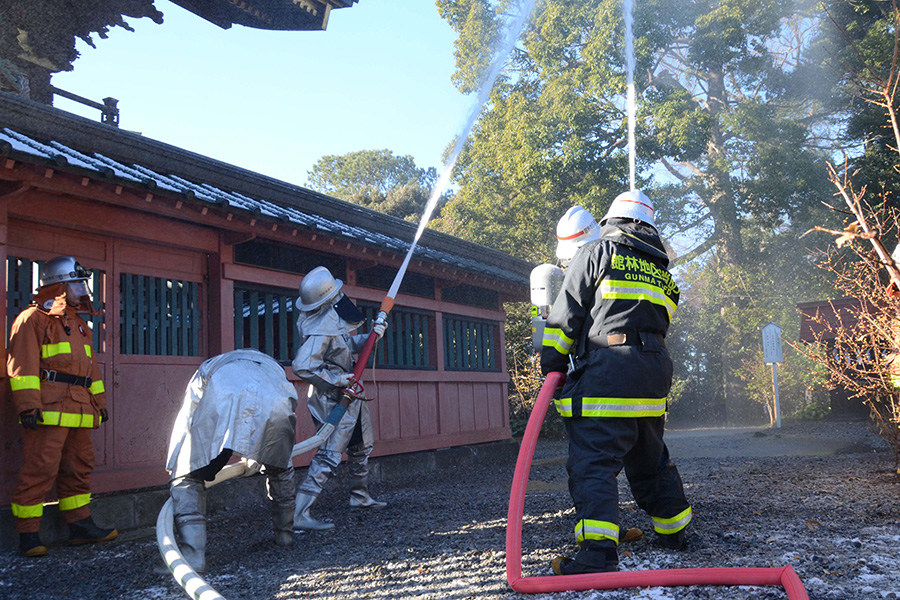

{"left": 19, "top": 532, "right": 47, "bottom": 557}
{"left": 552, "top": 547, "right": 618, "bottom": 575}
{"left": 658, "top": 529, "right": 686, "bottom": 550}
{"left": 68, "top": 517, "right": 118, "bottom": 546}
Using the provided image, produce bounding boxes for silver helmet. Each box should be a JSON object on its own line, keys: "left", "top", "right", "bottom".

{"left": 39, "top": 256, "right": 90, "bottom": 288}
{"left": 296, "top": 266, "right": 343, "bottom": 311}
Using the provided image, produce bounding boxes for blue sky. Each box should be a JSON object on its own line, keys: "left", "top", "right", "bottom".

{"left": 51, "top": 0, "right": 470, "bottom": 187}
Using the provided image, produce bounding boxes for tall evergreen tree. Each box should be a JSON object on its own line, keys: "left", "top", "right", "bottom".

{"left": 434, "top": 0, "right": 842, "bottom": 424}
{"left": 307, "top": 149, "right": 443, "bottom": 222}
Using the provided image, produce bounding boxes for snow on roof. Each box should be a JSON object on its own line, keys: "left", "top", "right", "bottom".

{"left": 0, "top": 123, "right": 529, "bottom": 287}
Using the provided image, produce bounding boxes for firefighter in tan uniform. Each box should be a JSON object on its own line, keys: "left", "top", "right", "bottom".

{"left": 8, "top": 256, "right": 117, "bottom": 557}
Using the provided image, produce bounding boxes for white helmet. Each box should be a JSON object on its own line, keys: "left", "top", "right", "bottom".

{"left": 555, "top": 206, "right": 601, "bottom": 262}
{"left": 39, "top": 256, "right": 90, "bottom": 287}
{"left": 601, "top": 189, "right": 656, "bottom": 229}
{"left": 297, "top": 266, "right": 342, "bottom": 311}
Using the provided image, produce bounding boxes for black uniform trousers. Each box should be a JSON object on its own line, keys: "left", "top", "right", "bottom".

{"left": 564, "top": 413, "right": 690, "bottom": 561}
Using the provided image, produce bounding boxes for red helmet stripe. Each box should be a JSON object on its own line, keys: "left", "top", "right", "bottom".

{"left": 617, "top": 198, "right": 655, "bottom": 213}
{"left": 557, "top": 228, "right": 589, "bottom": 241}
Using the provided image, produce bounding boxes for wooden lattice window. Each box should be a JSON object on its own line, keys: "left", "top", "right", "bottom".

{"left": 120, "top": 273, "right": 201, "bottom": 356}
{"left": 359, "top": 303, "right": 435, "bottom": 370}
{"left": 443, "top": 315, "right": 499, "bottom": 371}
{"left": 234, "top": 285, "right": 299, "bottom": 363}
{"left": 6, "top": 257, "right": 105, "bottom": 349}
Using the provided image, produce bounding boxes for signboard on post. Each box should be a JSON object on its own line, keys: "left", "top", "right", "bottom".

{"left": 762, "top": 322, "right": 783, "bottom": 364}
{"left": 761, "top": 322, "right": 783, "bottom": 428}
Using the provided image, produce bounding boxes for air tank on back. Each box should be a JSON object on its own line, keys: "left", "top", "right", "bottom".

{"left": 530, "top": 263, "right": 564, "bottom": 352}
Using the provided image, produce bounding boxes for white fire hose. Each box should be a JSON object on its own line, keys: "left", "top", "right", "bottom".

{"left": 156, "top": 417, "right": 342, "bottom": 599}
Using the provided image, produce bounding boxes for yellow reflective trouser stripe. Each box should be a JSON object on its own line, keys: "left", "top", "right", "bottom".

{"left": 90, "top": 380, "right": 105, "bottom": 395}
{"left": 891, "top": 374, "right": 900, "bottom": 389}
{"left": 10, "top": 375, "right": 41, "bottom": 391}
{"left": 39, "top": 411, "right": 95, "bottom": 428}
{"left": 652, "top": 506, "right": 692, "bottom": 534}
{"left": 85, "top": 345, "right": 92, "bottom": 358}
{"left": 554, "top": 397, "right": 573, "bottom": 417}
{"left": 581, "top": 397, "right": 667, "bottom": 417}
{"left": 59, "top": 493, "right": 91, "bottom": 512}
{"left": 41, "top": 342, "right": 72, "bottom": 358}
{"left": 556, "top": 397, "right": 666, "bottom": 418}
{"left": 542, "top": 327, "right": 574, "bottom": 355}
{"left": 600, "top": 280, "right": 677, "bottom": 320}
{"left": 11, "top": 502, "right": 44, "bottom": 519}
{"left": 575, "top": 519, "right": 619, "bottom": 546}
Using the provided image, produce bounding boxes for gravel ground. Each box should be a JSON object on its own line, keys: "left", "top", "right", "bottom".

{"left": 1, "top": 420, "right": 897, "bottom": 600}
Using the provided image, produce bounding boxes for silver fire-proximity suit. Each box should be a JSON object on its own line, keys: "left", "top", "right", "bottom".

{"left": 165, "top": 349, "right": 298, "bottom": 573}
{"left": 292, "top": 290, "right": 385, "bottom": 531}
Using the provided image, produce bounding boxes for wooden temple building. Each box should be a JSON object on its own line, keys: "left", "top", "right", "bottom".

{"left": 0, "top": 92, "right": 532, "bottom": 511}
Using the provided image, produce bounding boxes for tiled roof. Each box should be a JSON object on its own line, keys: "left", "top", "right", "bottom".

{"left": 0, "top": 93, "right": 531, "bottom": 289}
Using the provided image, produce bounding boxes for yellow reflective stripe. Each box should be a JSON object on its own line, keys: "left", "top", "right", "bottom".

{"left": 90, "top": 380, "right": 105, "bottom": 395}
{"left": 542, "top": 327, "right": 574, "bottom": 355}
{"left": 39, "top": 411, "right": 95, "bottom": 428}
{"left": 554, "top": 397, "right": 573, "bottom": 417}
{"left": 59, "top": 493, "right": 91, "bottom": 512}
{"left": 891, "top": 374, "right": 900, "bottom": 389}
{"left": 41, "top": 342, "right": 72, "bottom": 358}
{"left": 575, "top": 519, "right": 619, "bottom": 546}
{"left": 84, "top": 345, "right": 92, "bottom": 358}
{"left": 652, "top": 506, "right": 692, "bottom": 534}
{"left": 600, "top": 279, "right": 677, "bottom": 320}
{"left": 10, "top": 375, "right": 41, "bottom": 391}
{"left": 581, "top": 397, "right": 667, "bottom": 418}
{"left": 11, "top": 502, "right": 44, "bottom": 519}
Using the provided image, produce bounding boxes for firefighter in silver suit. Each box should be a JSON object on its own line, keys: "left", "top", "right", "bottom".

{"left": 165, "top": 349, "right": 298, "bottom": 574}
{"left": 292, "top": 266, "right": 387, "bottom": 531}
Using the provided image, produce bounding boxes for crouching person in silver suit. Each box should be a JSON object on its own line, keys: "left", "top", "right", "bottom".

{"left": 165, "top": 349, "right": 298, "bottom": 574}
{"left": 292, "top": 266, "right": 387, "bottom": 531}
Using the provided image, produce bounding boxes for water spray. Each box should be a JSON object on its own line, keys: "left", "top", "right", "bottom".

{"left": 506, "top": 2, "right": 807, "bottom": 596}
{"left": 624, "top": 0, "right": 637, "bottom": 192}
{"left": 348, "top": 0, "right": 538, "bottom": 381}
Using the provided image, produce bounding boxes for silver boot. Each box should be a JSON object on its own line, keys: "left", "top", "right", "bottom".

{"left": 293, "top": 491, "right": 334, "bottom": 531}
{"left": 171, "top": 477, "right": 208, "bottom": 575}
{"left": 349, "top": 476, "right": 387, "bottom": 509}
{"left": 175, "top": 516, "right": 208, "bottom": 574}
{"left": 265, "top": 464, "right": 296, "bottom": 546}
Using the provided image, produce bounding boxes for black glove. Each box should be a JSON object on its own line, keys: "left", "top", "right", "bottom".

{"left": 19, "top": 408, "right": 43, "bottom": 430}
{"left": 99, "top": 408, "right": 109, "bottom": 425}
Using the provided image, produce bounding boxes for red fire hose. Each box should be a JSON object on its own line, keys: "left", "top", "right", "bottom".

{"left": 506, "top": 371, "right": 810, "bottom": 598}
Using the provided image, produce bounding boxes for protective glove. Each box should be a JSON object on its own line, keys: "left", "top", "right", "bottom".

{"left": 19, "top": 408, "right": 43, "bottom": 430}
{"left": 242, "top": 458, "right": 263, "bottom": 475}
{"left": 335, "top": 373, "right": 354, "bottom": 389}
{"left": 373, "top": 321, "right": 387, "bottom": 340}
{"left": 99, "top": 408, "right": 109, "bottom": 425}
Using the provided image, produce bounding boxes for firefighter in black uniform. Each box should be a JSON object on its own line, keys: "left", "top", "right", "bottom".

{"left": 541, "top": 190, "right": 692, "bottom": 575}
